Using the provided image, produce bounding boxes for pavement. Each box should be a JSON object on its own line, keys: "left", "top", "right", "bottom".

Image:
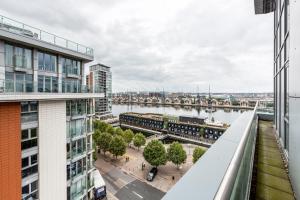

{"left": 94, "top": 142, "right": 206, "bottom": 200}
{"left": 95, "top": 154, "right": 165, "bottom": 200}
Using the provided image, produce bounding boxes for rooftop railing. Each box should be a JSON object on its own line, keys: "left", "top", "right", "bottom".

{"left": 162, "top": 103, "right": 259, "bottom": 200}
{"left": 0, "top": 15, "right": 93, "bottom": 56}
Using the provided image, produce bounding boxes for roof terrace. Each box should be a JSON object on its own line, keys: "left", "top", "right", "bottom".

{"left": 0, "top": 15, "right": 93, "bottom": 60}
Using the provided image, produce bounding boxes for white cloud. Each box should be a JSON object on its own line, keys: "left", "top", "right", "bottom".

{"left": 0, "top": 0, "right": 273, "bottom": 93}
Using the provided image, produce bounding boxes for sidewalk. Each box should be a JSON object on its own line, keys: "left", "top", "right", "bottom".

{"left": 95, "top": 143, "right": 202, "bottom": 193}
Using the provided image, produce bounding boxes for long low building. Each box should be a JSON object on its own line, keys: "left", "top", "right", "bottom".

{"left": 119, "top": 112, "right": 227, "bottom": 141}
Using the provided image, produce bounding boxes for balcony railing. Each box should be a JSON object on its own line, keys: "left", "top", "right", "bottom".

{"left": 0, "top": 79, "right": 103, "bottom": 94}
{"left": 0, "top": 15, "right": 93, "bottom": 56}
{"left": 163, "top": 103, "right": 259, "bottom": 200}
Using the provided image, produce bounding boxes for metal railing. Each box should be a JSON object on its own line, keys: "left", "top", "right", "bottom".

{"left": 163, "top": 103, "right": 259, "bottom": 200}
{"left": 0, "top": 79, "right": 103, "bottom": 94}
{"left": 0, "top": 15, "right": 93, "bottom": 56}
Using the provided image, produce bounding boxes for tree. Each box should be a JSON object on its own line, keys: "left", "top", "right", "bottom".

{"left": 122, "top": 129, "right": 134, "bottom": 145}
{"left": 93, "top": 120, "right": 108, "bottom": 133}
{"left": 93, "top": 130, "right": 101, "bottom": 143}
{"left": 199, "top": 128, "right": 205, "bottom": 138}
{"left": 106, "top": 124, "right": 115, "bottom": 135}
{"left": 97, "top": 132, "right": 112, "bottom": 155}
{"left": 109, "top": 135, "right": 126, "bottom": 159}
{"left": 167, "top": 142, "right": 187, "bottom": 169}
{"left": 133, "top": 133, "right": 146, "bottom": 150}
{"left": 143, "top": 140, "right": 167, "bottom": 167}
{"left": 115, "top": 127, "right": 123, "bottom": 136}
{"left": 193, "top": 147, "right": 206, "bottom": 163}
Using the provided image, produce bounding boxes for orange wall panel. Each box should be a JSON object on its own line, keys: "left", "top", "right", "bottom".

{"left": 0, "top": 102, "right": 21, "bottom": 200}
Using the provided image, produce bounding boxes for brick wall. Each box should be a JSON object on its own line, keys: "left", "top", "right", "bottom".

{"left": 0, "top": 102, "right": 21, "bottom": 200}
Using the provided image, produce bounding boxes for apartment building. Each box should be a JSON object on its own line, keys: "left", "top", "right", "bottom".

{"left": 0, "top": 15, "right": 103, "bottom": 200}
{"left": 87, "top": 63, "right": 112, "bottom": 116}
{"left": 163, "top": 0, "right": 300, "bottom": 199}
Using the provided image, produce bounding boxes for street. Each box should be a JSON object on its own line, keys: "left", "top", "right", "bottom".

{"left": 96, "top": 158, "right": 165, "bottom": 200}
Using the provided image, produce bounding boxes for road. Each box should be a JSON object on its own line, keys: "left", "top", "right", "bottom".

{"left": 100, "top": 167, "right": 165, "bottom": 200}
{"left": 115, "top": 179, "right": 165, "bottom": 200}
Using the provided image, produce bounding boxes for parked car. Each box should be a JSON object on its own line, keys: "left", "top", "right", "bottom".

{"left": 147, "top": 167, "right": 158, "bottom": 181}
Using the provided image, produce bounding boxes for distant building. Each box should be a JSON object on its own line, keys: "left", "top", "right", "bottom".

{"left": 87, "top": 63, "right": 112, "bottom": 116}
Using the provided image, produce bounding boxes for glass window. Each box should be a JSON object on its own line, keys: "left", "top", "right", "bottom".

{"left": 30, "top": 102, "right": 38, "bottom": 111}
{"left": 38, "top": 75, "right": 44, "bottom": 92}
{"left": 31, "top": 154, "right": 38, "bottom": 165}
{"left": 31, "top": 128, "right": 37, "bottom": 138}
{"left": 31, "top": 181, "right": 38, "bottom": 192}
{"left": 16, "top": 74, "right": 24, "bottom": 92}
{"left": 5, "top": 44, "right": 13, "bottom": 66}
{"left": 21, "top": 102, "right": 29, "bottom": 113}
{"left": 15, "top": 47, "right": 23, "bottom": 67}
{"left": 45, "top": 76, "right": 51, "bottom": 92}
{"left": 44, "top": 54, "right": 51, "bottom": 71}
{"left": 22, "top": 157, "right": 29, "bottom": 168}
{"left": 51, "top": 55, "right": 56, "bottom": 72}
{"left": 22, "top": 185, "right": 29, "bottom": 195}
{"left": 38, "top": 52, "right": 44, "bottom": 70}
{"left": 25, "top": 74, "right": 33, "bottom": 92}
{"left": 21, "top": 139, "right": 38, "bottom": 150}
{"left": 22, "top": 130, "right": 29, "bottom": 140}
{"left": 52, "top": 77, "right": 58, "bottom": 93}
{"left": 24, "top": 49, "right": 32, "bottom": 69}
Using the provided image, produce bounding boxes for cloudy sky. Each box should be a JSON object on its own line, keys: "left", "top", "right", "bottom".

{"left": 1, "top": 0, "right": 273, "bottom": 93}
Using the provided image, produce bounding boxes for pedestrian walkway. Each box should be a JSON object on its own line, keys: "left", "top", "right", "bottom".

{"left": 253, "top": 120, "right": 295, "bottom": 200}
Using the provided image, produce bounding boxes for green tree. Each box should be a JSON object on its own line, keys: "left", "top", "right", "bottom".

{"left": 167, "top": 142, "right": 187, "bottom": 169}
{"left": 93, "top": 120, "right": 108, "bottom": 132}
{"left": 143, "top": 140, "right": 167, "bottom": 167}
{"left": 133, "top": 133, "right": 146, "bottom": 150}
{"left": 122, "top": 129, "right": 134, "bottom": 145}
{"left": 106, "top": 124, "right": 115, "bottom": 135}
{"left": 199, "top": 128, "right": 205, "bottom": 138}
{"left": 93, "top": 130, "right": 101, "bottom": 143}
{"left": 193, "top": 147, "right": 206, "bottom": 163}
{"left": 109, "top": 135, "right": 126, "bottom": 159}
{"left": 97, "top": 132, "right": 112, "bottom": 155}
{"left": 115, "top": 127, "right": 123, "bottom": 136}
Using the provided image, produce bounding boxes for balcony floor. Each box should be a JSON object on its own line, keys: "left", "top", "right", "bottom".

{"left": 253, "top": 120, "right": 295, "bottom": 200}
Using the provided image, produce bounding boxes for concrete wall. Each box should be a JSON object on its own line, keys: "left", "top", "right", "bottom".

{"left": 38, "top": 101, "right": 66, "bottom": 200}
{"left": 289, "top": 0, "right": 300, "bottom": 198}
{"left": 0, "top": 102, "right": 21, "bottom": 200}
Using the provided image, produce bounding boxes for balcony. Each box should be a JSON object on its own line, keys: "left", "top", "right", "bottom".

{"left": 162, "top": 104, "right": 295, "bottom": 200}
{"left": 0, "top": 15, "right": 93, "bottom": 60}
{"left": 0, "top": 79, "right": 104, "bottom": 102}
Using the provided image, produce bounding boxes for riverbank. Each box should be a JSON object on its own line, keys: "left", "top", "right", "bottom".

{"left": 113, "top": 102, "right": 254, "bottom": 110}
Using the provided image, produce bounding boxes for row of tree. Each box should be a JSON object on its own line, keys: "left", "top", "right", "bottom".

{"left": 93, "top": 121, "right": 146, "bottom": 159}
{"left": 93, "top": 120, "right": 206, "bottom": 169}
{"left": 143, "top": 140, "right": 206, "bottom": 169}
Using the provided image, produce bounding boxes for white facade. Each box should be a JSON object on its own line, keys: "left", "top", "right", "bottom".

{"left": 38, "top": 101, "right": 67, "bottom": 200}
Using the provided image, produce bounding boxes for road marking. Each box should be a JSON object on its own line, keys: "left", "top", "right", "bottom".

{"left": 132, "top": 191, "right": 143, "bottom": 199}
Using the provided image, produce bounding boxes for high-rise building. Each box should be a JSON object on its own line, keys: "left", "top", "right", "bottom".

{"left": 87, "top": 63, "right": 112, "bottom": 116}
{"left": 163, "top": 0, "right": 300, "bottom": 199}
{"left": 0, "top": 15, "right": 103, "bottom": 200}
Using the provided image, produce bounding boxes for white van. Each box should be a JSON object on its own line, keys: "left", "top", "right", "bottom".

{"left": 92, "top": 170, "right": 107, "bottom": 200}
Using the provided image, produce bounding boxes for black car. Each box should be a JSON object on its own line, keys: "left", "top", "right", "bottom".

{"left": 147, "top": 167, "right": 158, "bottom": 181}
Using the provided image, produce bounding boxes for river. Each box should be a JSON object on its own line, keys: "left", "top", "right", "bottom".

{"left": 112, "top": 103, "right": 250, "bottom": 125}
